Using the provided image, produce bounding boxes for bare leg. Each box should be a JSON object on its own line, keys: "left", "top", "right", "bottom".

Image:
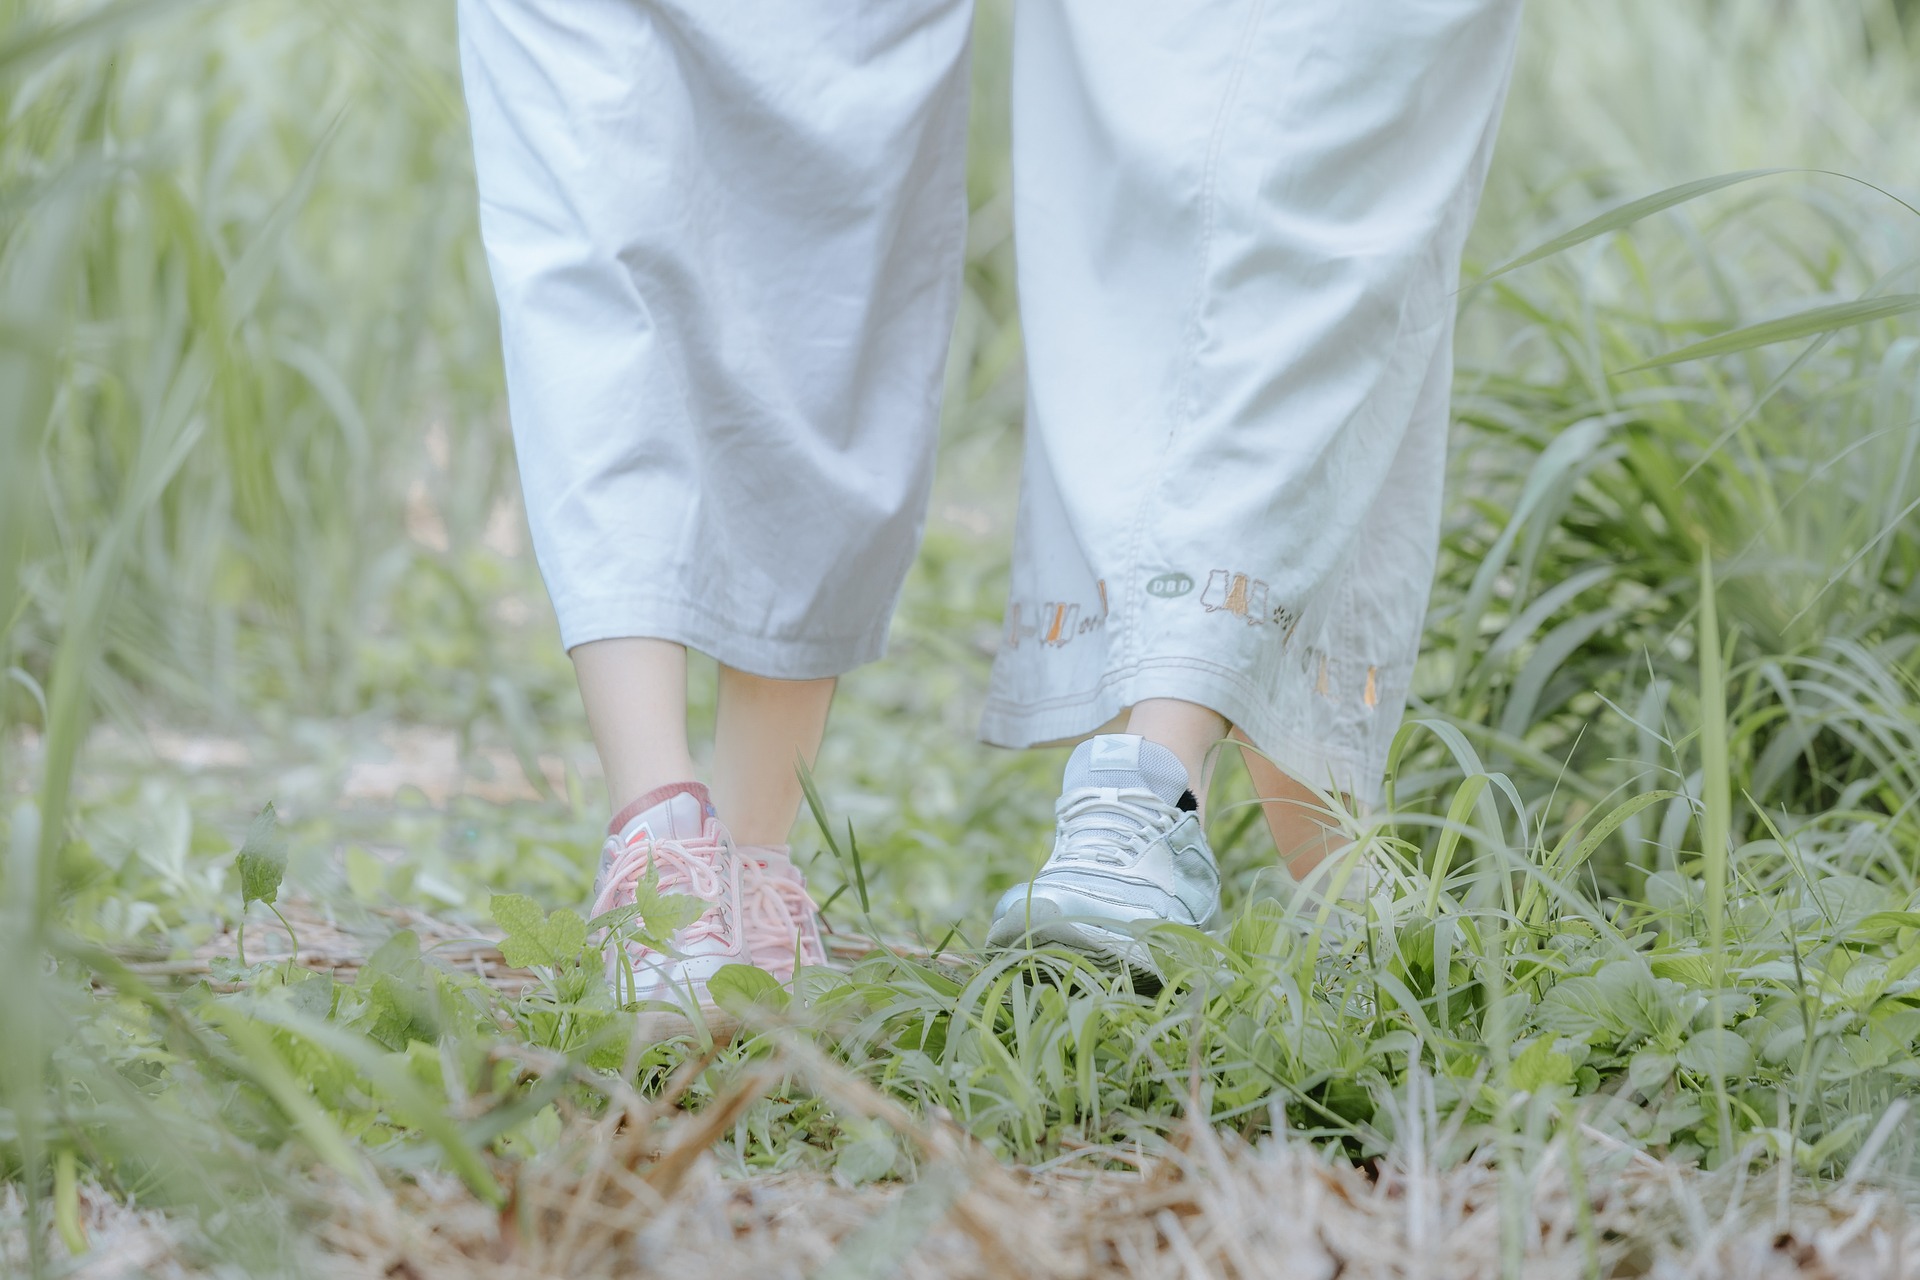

{"left": 1230, "top": 727, "right": 1346, "bottom": 876}
{"left": 571, "top": 637, "right": 699, "bottom": 814}
{"left": 1124, "top": 698, "right": 1228, "bottom": 817}
{"left": 712, "top": 666, "right": 837, "bottom": 845}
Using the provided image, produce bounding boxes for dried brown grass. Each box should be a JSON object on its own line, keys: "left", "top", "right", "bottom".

{"left": 15, "top": 1047, "right": 1918, "bottom": 1280}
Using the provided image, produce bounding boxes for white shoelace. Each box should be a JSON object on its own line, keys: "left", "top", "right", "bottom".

{"left": 1051, "top": 786, "right": 1180, "bottom": 869}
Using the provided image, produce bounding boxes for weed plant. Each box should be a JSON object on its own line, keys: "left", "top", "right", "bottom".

{"left": 4, "top": 0, "right": 1920, "bottom": 1273}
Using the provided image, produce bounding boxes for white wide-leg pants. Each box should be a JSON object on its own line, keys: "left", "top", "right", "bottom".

{"left": 459, "top": 0, "right": 1522, "bottom": 806}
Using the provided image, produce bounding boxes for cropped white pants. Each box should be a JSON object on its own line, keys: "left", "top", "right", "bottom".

{"left": 459, "top": 0, "right": 1522, "bottom": 805}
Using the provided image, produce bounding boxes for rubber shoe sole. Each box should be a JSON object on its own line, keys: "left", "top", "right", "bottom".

{"left": 986, "top": 897, "right": 1163, "bottom": 993}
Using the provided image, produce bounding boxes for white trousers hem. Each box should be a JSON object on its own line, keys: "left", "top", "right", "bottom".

{"left": 557, "top": 594, "right": 891, "bottom": 680}
{"left": 978, "top": 656, "right": 1388, "bottom": 808}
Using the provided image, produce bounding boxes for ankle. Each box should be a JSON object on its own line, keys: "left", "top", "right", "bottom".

{"left": 714, "top": 795, "right": 801, "bottom": 846}
{"left": 725, "top": 820, "right": 795, "bottom": 846}
{"left": 1121, "top": 700, "right": 1226, "bottom": 808}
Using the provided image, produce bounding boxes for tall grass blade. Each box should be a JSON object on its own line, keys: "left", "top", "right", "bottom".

{"left": 844, "top": 818, "right": 871, "bottom": 916}
{"left": 1425, "top": 774, "right": 1490, "bottom": 918}
{"left": 1697, "top": 551, "right": 1734, "bottom": 1165}
{"left": 1473, "top": 169, "right": 1787, "bottom": 283}
{"left": 1696, "top": 554, "right": 1731, "bottom": 983}
{"left": 0, "top": 187, "right": 85, "bottom": 660}
{"left": 34, "top": 345, "right": 211, "bottom": 893}
{"left": 2, "top": 800, "right": 49, "bottom": 1276}
{"left": 1622, "top": 294, "right": 1920, "bottom": 371}
{"left": 222, "top": 109, "right": 350, "bottom": 328}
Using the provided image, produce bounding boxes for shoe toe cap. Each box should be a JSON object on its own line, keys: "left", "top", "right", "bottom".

{"left": 987, "top": 884, "right": 1065, "bottom": 944}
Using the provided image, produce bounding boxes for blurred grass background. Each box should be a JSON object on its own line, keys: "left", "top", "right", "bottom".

{"left": 5, "top": 0, "right": 1920, "bottom": 1272}
{"left": 4, "top": 0, "right": 1917, "bottom": 907}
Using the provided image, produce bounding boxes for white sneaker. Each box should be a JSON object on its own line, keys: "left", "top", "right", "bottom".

{"left": 986, "top": 734, "right": 1220, "bottom": 983}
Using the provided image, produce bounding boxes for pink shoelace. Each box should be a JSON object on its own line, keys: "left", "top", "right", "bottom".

{"left": 737, "top": 848, "right": 827, "bottom": 975}
{"left": 590, "top": 821, "right": 737, "bottom": 960}
{"left": 591, "top": 825, "right": 822, "bottom": 978}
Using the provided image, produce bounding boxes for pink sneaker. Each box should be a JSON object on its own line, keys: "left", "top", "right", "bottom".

{"left": 589, "top": 785, "right": 827, "bottom": 1008}
{"left": 735, "top": 844, "right": 827, "bottom": 979}
{"left": 591, "top": 782, "right": 748, "bottom": 1007}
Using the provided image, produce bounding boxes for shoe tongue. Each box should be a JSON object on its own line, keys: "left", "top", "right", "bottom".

{"left": 609, "top": 781, "right": 716, "bottom": 843}
{"left": 1062, "top": 735, "right": 1189, "bottom": 806}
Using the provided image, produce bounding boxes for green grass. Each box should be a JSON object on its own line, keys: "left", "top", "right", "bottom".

{"left": 5, "top": 0, "right": 1920, "bottom": 1273}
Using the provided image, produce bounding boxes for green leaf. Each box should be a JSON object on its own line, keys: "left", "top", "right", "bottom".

{"left": 832, "top": 1118, "right": 898, "bottom": 1186}
{"left": 1623, "top": 294, "right": 1920, "bottom": 371}
{"left": 490, "top": 892, "right": 547, "bottom": 963}
{"left": 1628, "top": 1050, "right": 1677, "bottom": 1094}
{"left": 1805, "top": 875, "right": 1895, "bottom": 926}
{"left": 359, "top": 929, "right": 424, "bottom": 987}
{"left": 496, "top": 1103, "right": 564, "bottom": 1161}
{"left": 1643, "top": 871, "right": 1697, "bottom": 918}
{"left": 1538, "top": 959, "right": 1688, "bottom": 1044}
{"left": 1860, "top": 911, "right": 1920, "bottom": 934}
{"left": 544, "top": 909, "right": 587, "bottom": 961}
{"left": 284, "top": 970, "right": 334, "bottom": 1020}
{"left": 355, "top": 931, "right": 440, "bottom": 1049}
{"left": 625, "top": 876, "right": 704, "bottom": 948}
{"left": 344, "top": 846, "right": 385, "bottom": 901}
{"left": 1651, "top": 953, "right": 1716, "bottom": 985}
{"left": 1509, "top": 1038, "right": 1575, "bottom": 1092}
{"left": 708, "top": 963, "right": 790, "bottom": 1016}
{"left": 1803, "top": 1114, "right": 1875, "bottom": 1173}
{"left": 236, "top": 803, "right": 286, "bottom": 910}
{"left": 492, "top": 894, "right": 593, "bottom": 968}
{"left": 589, "top": 874, "right": 706, "bottom": 953}
{"left": 1678, "top": 1027, "right": 1752, "bottom": 1079}
{"left": 492, "top": 893, "right": 555, "bottom": 967}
